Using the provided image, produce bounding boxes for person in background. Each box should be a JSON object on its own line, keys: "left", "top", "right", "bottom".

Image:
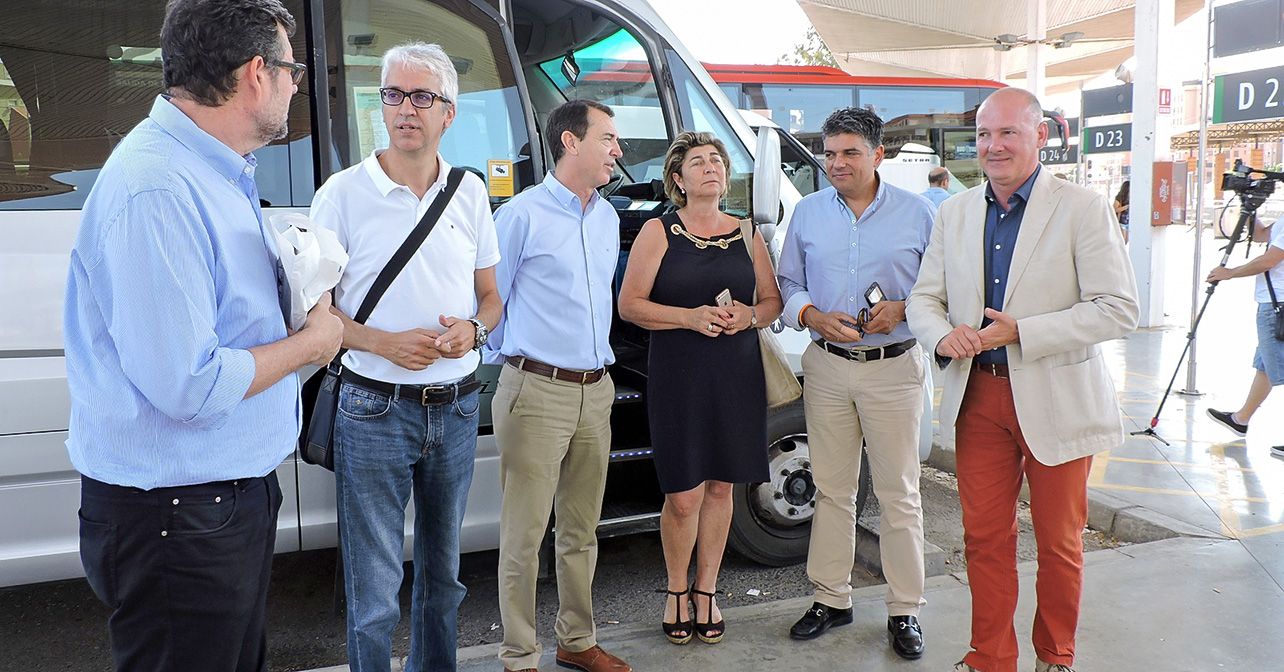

{"left": 617, "top": 131, "right": 783, "bottom": 646}
{"left": 921, "top": 166, "right": 951, "bottom": 208}
{"left": 487, "top": 100, "right": 631, "bottom": 672}
{"left": 309, "top": 41, "right": 501, "bottom": 672}
{"left": 1205, "top": 216, "right": 1284, "bottom": 459}
{"left": 64, "top": 1, "right": 343, "bottom": 669}
{"left": 1114, "top": 180, "right": 1130, "bottom": 242}
{"left": 907, "top": 87, "right": 1140, "bottom": 672}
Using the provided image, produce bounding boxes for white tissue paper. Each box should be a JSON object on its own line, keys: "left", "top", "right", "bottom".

{"left": 268, "top": 213, "right": 348, "bottom": 331}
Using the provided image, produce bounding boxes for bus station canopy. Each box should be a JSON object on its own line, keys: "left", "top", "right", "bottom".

{"left": 798, "top": 0, "right": 1203, "bottom": 92}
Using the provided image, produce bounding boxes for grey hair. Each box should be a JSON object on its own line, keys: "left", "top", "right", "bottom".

{"left": 381, "top": 42, "right": 459, "bottom": 105}
{"left": 979, "top": 87, "right": 1043, "bottom": 128}
{"left": 821, "top": 106, "right": 883, "bottom": 149}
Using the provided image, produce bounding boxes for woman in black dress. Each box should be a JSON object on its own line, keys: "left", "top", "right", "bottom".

{"left": 618, "top": 131, "right": 783, "bottom": 646}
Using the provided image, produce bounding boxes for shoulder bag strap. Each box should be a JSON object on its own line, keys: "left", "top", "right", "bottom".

{"left": 1267, "top": 271, "right": 1281, "bottom": 309}
{"left": 331, "top": 166, "right": 466, "bottom": 365}
{"left": 738, "top": 218, "right": 759, "bottom": 304}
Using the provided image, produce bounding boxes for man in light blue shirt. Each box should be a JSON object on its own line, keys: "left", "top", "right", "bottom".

{"left": 63, "top": 2, "right": 341, "bottom": 669}
{"left": 778, "top": 107, "right": 934, "bottom": 659}
{"left": 921, "top": 166, "right": 952, "bottom": 208}
{"left": 486, "top": 100, "right": 631, "bottom": 672}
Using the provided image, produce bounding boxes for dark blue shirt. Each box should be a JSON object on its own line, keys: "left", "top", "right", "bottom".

{"left": 976, "top": 166, "right": 1040, "bottom": 365}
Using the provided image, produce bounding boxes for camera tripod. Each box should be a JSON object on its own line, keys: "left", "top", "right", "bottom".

{"left": 1133, "top": 164, "right": 1279, "bottom": 445}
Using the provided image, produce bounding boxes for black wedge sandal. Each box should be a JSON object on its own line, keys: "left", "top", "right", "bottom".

{"left": 692, "top": 588, "right": 725, "bottom": 644}
{"left": 662, "top": 587, "right": 693, "bottom": 645}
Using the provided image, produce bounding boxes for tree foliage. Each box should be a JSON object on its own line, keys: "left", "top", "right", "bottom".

{"left": 779, "top": 27, "right": 838, "bottom": 67}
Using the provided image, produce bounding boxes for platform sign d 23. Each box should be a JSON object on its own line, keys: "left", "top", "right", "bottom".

{"left": 1213, "top": 65, "right": 1284, "bottom": 123}
{"left": 488, "top": 160, "right": 514, "bottom": 198}
{"left": 1082, "top": 123, "right": 1131, "bottom": 154}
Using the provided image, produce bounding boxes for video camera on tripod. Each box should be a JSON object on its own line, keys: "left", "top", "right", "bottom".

{"left": 1221, "top": 159, "right": 1283, "bottom": 218}
{"left": 1132, "top": 159, "right": 1283, "bottom": 444}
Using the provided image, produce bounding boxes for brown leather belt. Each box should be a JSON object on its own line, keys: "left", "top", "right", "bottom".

{"left": 972, "top": 361, "right": 1010, "bottom": 379}
{"left": 505, "top": 356, "right": 608, "bottom": 385}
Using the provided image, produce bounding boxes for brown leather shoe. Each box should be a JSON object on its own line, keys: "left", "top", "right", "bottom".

{"left": 555, "top": 644, "right": 632, "bottom": 672}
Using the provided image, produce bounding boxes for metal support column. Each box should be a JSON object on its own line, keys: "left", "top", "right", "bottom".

{"left": 1179, "top": 1, "right": 1214, "bottom": 397}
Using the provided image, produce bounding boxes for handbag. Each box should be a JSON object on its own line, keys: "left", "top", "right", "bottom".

{"left": 299, "top": 167, "right": 466, "bottom": 470}
{"left": 738, "top": 219, "right": 803, "bottom": 408}
{"left": 1266, "top": 271, "right": 1284, "bottom": 343}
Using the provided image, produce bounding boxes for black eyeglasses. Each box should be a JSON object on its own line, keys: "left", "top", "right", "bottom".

{"left": 276, "top": 60, "right": 307, "bottom": 86}
{"left": 379, "top": 87, "right": 452, "bottom": 109}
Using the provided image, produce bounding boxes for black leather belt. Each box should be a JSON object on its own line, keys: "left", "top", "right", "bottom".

{"left": 972, "top": 361, "right": 1010, "bottom": 379}
{"left": 817, "top": 338, "right": 917, "bottom": 363}
{"left": 340, "top": 370, "right": 482, "bottom": 406}
{"left": 505, "top": 356, "right": 608, "bottom": 385}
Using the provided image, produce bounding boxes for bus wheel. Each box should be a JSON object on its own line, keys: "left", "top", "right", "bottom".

{"left": 728, "top": 401, "right": 871, "bottom": 567}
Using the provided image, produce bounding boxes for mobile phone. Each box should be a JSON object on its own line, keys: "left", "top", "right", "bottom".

{"left": 715, "top": 288, "right": 733, "bottom": 307}
{"left": 864, "top": 281, "right": 885, "bottom": 307}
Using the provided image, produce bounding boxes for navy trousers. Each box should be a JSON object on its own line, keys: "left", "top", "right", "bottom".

{"left": 79, "top": 472, "right": 282, "bottom": 672}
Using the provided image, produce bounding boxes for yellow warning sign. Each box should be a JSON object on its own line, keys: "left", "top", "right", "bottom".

{"left": 488, "top": 160, "right": 514, "bottom": 198}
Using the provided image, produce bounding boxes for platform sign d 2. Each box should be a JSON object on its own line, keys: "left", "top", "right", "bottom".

{"left": 1213, "top": 65, "right": 1284, "bottom": 123}
{"left": 1082, "top": 123, "right": 1131, "bottom": 154}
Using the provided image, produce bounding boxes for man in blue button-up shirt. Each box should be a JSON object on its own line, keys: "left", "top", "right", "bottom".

{"left": 63, "top": 2, "right": 341, "bottom": 669}
{"left": 486, "top": 100, "right": 632, "bottom": 672}
{"left": 777, "top": 107, "right": 934, "bottom": 659}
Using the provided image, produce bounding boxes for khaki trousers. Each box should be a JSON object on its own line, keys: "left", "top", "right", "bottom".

{"left": 801, "top": 341, "right": 927, "bottom": 615}
{"left": 493, "top": 364, "right": 614, "bottom": 671}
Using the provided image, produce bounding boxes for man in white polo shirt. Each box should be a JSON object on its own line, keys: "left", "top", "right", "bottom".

{"left": 309, "top": 42, "right": 501, "bottom": 672}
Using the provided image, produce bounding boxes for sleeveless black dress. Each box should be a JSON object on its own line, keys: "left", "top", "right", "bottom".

{"left": 647, "top": 212, "right": 769, "bottom": 494}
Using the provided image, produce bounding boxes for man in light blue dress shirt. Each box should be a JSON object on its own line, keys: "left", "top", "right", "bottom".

{"left": 921, "top": 166, "right": 952, "bottom": 208}
{"left": 63, "top": 2, "right": 341, "bottom": 670}
{"left": 777, "top": 107, "right": 935, "bottom": 659}
{"left": 486, "top": 100, "right": 631, "bottom": 672}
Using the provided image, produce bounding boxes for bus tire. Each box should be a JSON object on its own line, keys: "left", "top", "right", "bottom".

{"left": 727, "top": 400, "right": 872, "bottom": 567}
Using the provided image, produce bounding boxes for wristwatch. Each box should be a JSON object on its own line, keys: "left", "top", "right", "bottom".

{"left": 468, "top": 318, "right": 488, "bottom": 351}
{"left": 750, "top": 306, "right": 758, "bottom": 327}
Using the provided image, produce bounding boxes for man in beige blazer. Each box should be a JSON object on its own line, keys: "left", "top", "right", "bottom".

{"left": 906, "top": 87, "right": 1139, "bottom": 672}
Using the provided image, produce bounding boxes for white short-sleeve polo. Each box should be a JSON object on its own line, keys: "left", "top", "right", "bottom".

{"left": 311, "top": 151, "right": 500, "bottom": 385}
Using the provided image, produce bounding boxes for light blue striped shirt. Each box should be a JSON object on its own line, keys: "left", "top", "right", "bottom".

{"left": 485, "top": 172, "right": 618, "bottom": 370}
{"left": 64, "top": 96, "right": 300, "bottom": 490}
{"left": 777, "top": 179, "right": 936, "bottom": 347}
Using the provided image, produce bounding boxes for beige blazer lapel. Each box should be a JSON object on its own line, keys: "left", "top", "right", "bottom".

{"left": 962, "top": 187, "right": 989, "bottom": 311}
{"left": 1003, "top": 170, "right": 1060, "bottom": 304}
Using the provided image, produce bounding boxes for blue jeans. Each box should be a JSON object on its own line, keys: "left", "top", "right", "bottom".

{"left": 334, "top": 380, "right": 480, "bottom": 672}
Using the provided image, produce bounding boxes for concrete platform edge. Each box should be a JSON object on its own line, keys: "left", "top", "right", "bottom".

{"left": 927, "top": 443, "right": 1227, "bottom": 544}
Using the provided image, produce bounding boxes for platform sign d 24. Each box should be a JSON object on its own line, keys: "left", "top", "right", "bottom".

{"left": 1039, "top": 145, "right": 1077, "bottom": 164}
{"left": 1213, "top": 65, "right": 1284, "bottom": 123}
{"left": 1082, "top": 123, "right": 1131, "bottom": 154}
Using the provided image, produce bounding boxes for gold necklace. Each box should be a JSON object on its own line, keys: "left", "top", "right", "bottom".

{"left": 669, "top": 223, "right": 743, "bottom": 250}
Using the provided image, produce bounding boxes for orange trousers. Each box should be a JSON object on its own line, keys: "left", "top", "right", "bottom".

{"left": 955, "top": 370, "right": 1092, "bottom": 672}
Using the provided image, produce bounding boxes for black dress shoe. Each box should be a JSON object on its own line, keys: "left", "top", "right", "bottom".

{"left": 789, "top": 602, "right": 853, "bottom": 640}
{"left": 887, "top": 615, "right": 924, "bottom": 659}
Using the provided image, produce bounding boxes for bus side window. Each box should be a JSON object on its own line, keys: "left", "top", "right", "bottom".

{"left": 326, "top": 0, "right": 534, "bottom": 205}
{"left": 0, "top": 0, "right": 311, "bottom": 211}
{"left": 665, "top": 50, "right": 755, "bottom": 218}
{"left": 776, "top": 128, "right": 825, "bottom": 197}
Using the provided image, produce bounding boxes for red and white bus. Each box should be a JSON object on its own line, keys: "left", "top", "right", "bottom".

{"left": 706, "top": 63, "right": 1007, "bottom": 188}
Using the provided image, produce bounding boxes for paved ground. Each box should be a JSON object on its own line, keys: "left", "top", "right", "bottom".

{"left": 6, "top": 228, "right": 1282, "bottom": 671}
